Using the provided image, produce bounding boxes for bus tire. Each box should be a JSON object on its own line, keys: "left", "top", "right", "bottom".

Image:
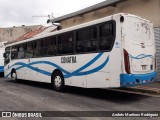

{"left": 11, "top": 70, "right": 18, "bottom": 82}
{"left": 52, "top": 71, "right": 65, "bottom": 92}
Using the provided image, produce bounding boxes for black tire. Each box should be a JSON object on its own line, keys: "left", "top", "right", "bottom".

{"left": 52, "top": 71, "right": 65, "bottom": 92}
{"left": 11, "top": 70, "right": 18, "bottom": 82}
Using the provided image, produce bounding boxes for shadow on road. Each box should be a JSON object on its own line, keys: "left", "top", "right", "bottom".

{"left": 8, "top": 79, "right": 52, "bottom": 90}
{"left": 7, "top": 79, "right": 150, "bottom": 104}
{"left": 65, "top": 87, "right": 150, "bottom": 104}
{"left": 0, "top": 72, "right": 4, "bottom": 77}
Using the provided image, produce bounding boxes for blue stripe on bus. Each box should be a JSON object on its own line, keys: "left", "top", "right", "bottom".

{"left": 129, "top": 54, "right": 154, "bottom": 59}
{"left": 64, "top": 56, "right": 109, "bottom": 78}
{"left": 5, "top": 52, "right": 109, "bottom": 78}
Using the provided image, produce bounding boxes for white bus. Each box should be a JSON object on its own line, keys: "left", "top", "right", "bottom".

{"left": 3, "top": 13, "right": 157, "bottom": 91}
{"left": 0, "top": 42, "right": 6, "bottom": 75}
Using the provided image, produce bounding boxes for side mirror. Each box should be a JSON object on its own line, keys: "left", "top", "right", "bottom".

{"left": 3, "top": 53, "right": 6, "bottom": 58}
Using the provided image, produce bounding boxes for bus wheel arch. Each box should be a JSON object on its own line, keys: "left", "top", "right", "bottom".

{"left": 51, "top": 69, "right": 65, "bottom": 92}
{"left": 11, "top": 69, "right": 18, "bottom": 82}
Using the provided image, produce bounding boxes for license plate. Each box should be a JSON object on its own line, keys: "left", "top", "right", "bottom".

{"left": 141, "top": 65, "right": 147, "bottom": 70}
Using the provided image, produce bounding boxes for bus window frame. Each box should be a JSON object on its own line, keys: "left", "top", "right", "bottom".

{"left": 5, "top": 20, "right": 116, "bottom": 59}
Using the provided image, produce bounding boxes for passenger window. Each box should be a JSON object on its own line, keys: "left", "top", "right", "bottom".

{"left": 18, "top": 44, "right": 25, "bottom": 59}
{"left": 76, "top": 26, "right": 97, "bottom": 53}
{"left": 99, "top": 22, "right": 115, "bottom": 51}
{"left": 58, "top": 32, "right": 74, "bottom": 54}
{"left": 34, "top": 39, "right": 44, "bottom": 57}
{"left": 11, "top": 46, "right": 18, "bottom": 59}
{"left": 44, "top": 36, "right": 57, "bottom": 56}
{"left": 25, "top": 42, "right": 34, "bottom": 58}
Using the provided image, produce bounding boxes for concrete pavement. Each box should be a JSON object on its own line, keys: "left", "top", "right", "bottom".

{"left": 120, "top": 81, "right": 160, "bottom": 95}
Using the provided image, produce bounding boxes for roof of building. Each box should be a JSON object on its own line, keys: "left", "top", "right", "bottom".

{"left": 49, "top": 0, "right": 124, "bottom": 23}
{"left": 6, "top": 26, "right": 57, "bottom": 45}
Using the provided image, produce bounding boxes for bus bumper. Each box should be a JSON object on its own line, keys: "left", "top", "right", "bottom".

{"left": 0, "top": 66, "right": 4, "bottom": 73}
{"left": 120, "top": 71, "right": 157, "bottom": 87}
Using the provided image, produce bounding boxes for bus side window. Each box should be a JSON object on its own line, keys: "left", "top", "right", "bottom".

{"left": 34, "top": 39, "right": 44, "bottom": 57}
{"left": 76, "top": 26, "right": 97, "bottom": 53}
{"left": 25, "top": 42, "right": 33, "bottom": 58}
{"left": 18, "top": 44, "right": 25, "bottom": 59}
{"left": 99, "top": 22, "right": 115, "bottom": 51}
{"left": 11, "top": 46, "right": 18, "bottom": 59}
{"left": 44, "top": 36, "right": 57, "bottom": 56}
{"left": 58, "top": 32, "right": 74, "bottom": 55}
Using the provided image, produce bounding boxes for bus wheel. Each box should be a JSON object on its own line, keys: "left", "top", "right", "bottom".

{"left": 11, "top": 70, "right": 18, "bottom": 82}
{"left": 52, "top": 71, "right": 65, "bottom": 92}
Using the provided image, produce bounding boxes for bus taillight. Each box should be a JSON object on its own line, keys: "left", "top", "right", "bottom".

{"left": 124, "top": 49, "right": 130, "bottom": 74}
{"left": 155, "top": 56, "right": 157, "bottom": 71}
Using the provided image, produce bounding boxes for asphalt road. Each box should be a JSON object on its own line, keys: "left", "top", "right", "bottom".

{"left": 0, "top": 78, "right": 160, "bottom": 120}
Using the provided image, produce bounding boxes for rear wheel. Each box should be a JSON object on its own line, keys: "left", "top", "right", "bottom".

{"left": 52, "top": 71, "right": 65, "bottom": 92}
{"left": 11, "top": 70, "right": 18, "bottom": 82}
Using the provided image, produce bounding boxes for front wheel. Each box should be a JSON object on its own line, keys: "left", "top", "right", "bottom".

{"left": 52, "top": 71, "right": 65, "bottom": 92}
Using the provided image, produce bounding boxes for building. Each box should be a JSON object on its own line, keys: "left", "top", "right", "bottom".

{"left": 50, "top": 0, "right": 160, "bottom": 29}
{"left": 0, "top": 25, "right": 42, "bottom": 43}
{"left": 49, "top": 0, "right": 160, "bottom": 79}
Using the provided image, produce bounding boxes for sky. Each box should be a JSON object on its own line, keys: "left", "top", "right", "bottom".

{"left": 0, "top": 0, "right": 105, "bottom": 28}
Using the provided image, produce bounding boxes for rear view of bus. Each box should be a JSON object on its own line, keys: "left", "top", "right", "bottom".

{"left": 120, "top": 14, "right": 157, "bottom": 87}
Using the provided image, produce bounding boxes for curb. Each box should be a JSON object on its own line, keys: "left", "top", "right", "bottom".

{"left": 120, "top": 87, "right": 160, "bottom": 95}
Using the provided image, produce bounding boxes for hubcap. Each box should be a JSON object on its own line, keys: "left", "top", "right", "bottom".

{"left": 12, "top": 73, "right": 16, "bottom": 80}
{"left": 54, "top": 76, "right": 62, "bottom": 87}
